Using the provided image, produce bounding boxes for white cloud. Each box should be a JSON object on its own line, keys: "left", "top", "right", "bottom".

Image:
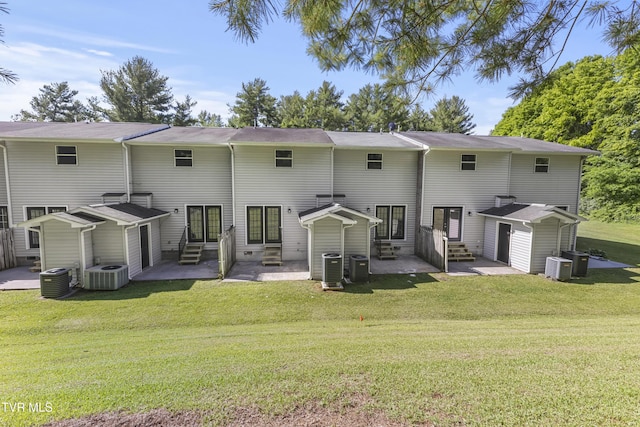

{"left": 85, "top": 49, "right": 113, "bottom": 57}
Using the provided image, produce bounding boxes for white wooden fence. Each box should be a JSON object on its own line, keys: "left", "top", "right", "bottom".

{"left": 416, "top": 226, "right": 448, "bottom": 272}
{"left": 218, "top": 226, "right": 236, "bottom": 279}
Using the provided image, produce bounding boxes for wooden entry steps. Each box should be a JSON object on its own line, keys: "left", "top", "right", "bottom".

{"left": 375, "top": 241, "right": 397, "bottom": 260}
{"left": 262, "top": 244, "right": 282, "bottom": 266}
{"left": 29, "top": 259, "right": 42, "bottom": 272}
{"left": 448, "top": 242, "right": 476, "bottom": 262}
{"left": 179, "top": 243, "right": 204, "bottom": 265}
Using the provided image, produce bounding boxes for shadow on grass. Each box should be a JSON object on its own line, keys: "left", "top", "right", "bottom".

{"left": 576, "top": 237, "right": 640, "bottom": 267}
{"left": 344, "top": 273, "right": 438, "bottom": 294}
{"left": 63, "top": 279, "right": 197, "bottom": 301}
{"left": 570, "top": 268, "right": 640, "bottom": 285}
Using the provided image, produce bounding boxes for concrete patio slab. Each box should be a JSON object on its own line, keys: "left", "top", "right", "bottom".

{"left": 0, "top": 266, "right": 40, "bottom": 290}
{"left": 133, "top": 259, "right": 219, "bottom": 281}
{"left": 587, "top": 257, "right": 633, "bottom": 269}
{"left": 223, "top": 260, "right": 309, "bottom": 282}
{"left": 447, "top": 257, "right": 527, "bottom": 276}
{"left": 370, "top": 255, "right": 440, "bottom": 274}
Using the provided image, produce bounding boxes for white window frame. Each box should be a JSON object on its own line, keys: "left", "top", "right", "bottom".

{"left": 174, "top": 149, "right": 193, "bottom": 167}
{"left": 275, "top": 149, "right": 293, "bottom": 168}
{"left": 461, "top": 154, "right": 476, "bottom": 171}
{"left": 56, "top": 145, "right": 77, "bottom": 165}
{"left": 535, "top": 157, "right": 550, "bottom": 173}
{"left": 367, "top": 153, "right": 383, "bottom": 170}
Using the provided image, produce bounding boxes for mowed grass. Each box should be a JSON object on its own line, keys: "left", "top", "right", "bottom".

{"left": 1, "top": 221, "right": 639, "bottom": 426}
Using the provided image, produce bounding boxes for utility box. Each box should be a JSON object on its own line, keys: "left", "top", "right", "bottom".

{"left": 349, "top": 255, "right": 369, "bottom": 282}
{"left": 561, "top": 250, "right": 589, "bottom": 277}
{"left": 545, "top": 257, "right": 572, "bottom": 281}
{"left": 40, "top": 268, "right": 71, "bottom": 298}
{"left": 322, "top": 253, "right": 343, "bottom": 286}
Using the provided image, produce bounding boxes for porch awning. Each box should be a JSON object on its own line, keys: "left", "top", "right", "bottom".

{"left": 478, "top": 203, "right": 585, "bottom": 224}
{"left": 73, "top": 203, "right": 170, "bottom": 225}
{"left": 298, "top": 203, "right": 382, "bottom": 226}
{"left": 18, "top": 212, "right": 105, "bottom": 228}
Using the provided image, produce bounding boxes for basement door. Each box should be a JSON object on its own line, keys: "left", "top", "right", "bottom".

{"left": 497, "top": 222, "right": 511, "bottom": 264}
{"left": 433, "top": 207, "right": 462, "bottom": 241}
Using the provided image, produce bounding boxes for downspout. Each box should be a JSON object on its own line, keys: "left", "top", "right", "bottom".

{"left": 572, "top": 156, "right": 586, "bottom": 250}
{"left": 557, "top": 222, "right": 574, "bottom": 256}
{"left": 419, "top": 148, "right": 430, "bottom": 227}
{"left": 300, "top": 221, "right": 313, "bottom": 280}
{"left": 330, "top": 146, "right": 335, "bottom": 202}
{"left": 507, "top": 152, "right": 512, "bottom": 196}
{"left": 227, "top": 143, "right": 236, "bottom": 226}
{"left": 522, "top": 222, "right": 534, "bottom": 273}
{"left": 26, "top": 227, "right": 44, "bottom": 268}
{"left": 121, "top": 142, "right": 131, "bottom": 202}
{"left": 367, "top": 222, "right": 378, "bottom": 273}
{"left": 0, "top": 143, "right": 13, "bottom": 227}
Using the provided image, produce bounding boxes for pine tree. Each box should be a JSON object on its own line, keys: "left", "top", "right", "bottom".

{"left": 14, "top": 82, "right": 89, "bottom": 122}
{"left": 228, "top": 78, "right": 278, "bottom": 128}
{"left": 100, "top": 56, "right": 174, "bottom": 123}
{"left": 428, "top": 96, "right": 476, "bottom": 134}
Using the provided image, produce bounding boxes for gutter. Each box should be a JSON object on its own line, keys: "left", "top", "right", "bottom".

{"left": 123, "top": 223, "right": 139, "bottom": 279}
{"left": 419, "top": 148, "right": 431, "bottom": 227}
{"left": 79, "top": 225, "right": 97, "bottom": 286}
{"left": 0, "top": 142, "right": 13, "bottom": 227}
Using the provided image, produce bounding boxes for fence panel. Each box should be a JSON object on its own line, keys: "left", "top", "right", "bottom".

{"left": 218, "top": 225, "right": 236, "bottom": 279}
{"left": 0, "top": 228, "right": 17, "bottom": 271}
{"left": 416, "top": 226, "right": 447, "bottom": 271}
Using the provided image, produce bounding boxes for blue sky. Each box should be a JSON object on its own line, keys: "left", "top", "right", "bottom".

{"left": 0, "top": 0, "right": 616, "bottom": 134}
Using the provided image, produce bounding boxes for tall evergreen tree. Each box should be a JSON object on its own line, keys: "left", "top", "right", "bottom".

{"left": 100, "top": 56, "right": 174, "bottom": 123}
{"left": 304, "top": 81, "right": 345, "bottom": 130}
{"left": 278, "top": 91, "right": 307, "bottom": 128}
{"left": 197, "top": 110, "right": 225, "bottom": 127}
{"left": 14, "top": 82, "right": 89, "bottom": 122}
{"left": 171, "top": 95, "right": 198, "bottom": 127}
{"left": 428, "top": 96, "right": 476, "bottom": 134}
{"left": 228, "top": 78, "right": 278, "bottom": 128}
{"left": 344, "top": 84, "right": 410, "bottom": 132}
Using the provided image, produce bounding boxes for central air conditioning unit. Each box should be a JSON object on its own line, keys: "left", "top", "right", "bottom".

{"left": 545, "top": 257, "right": 572, "bottom": 281}
{"left": 84, "top": 265, "right": 129, "bottom": 290}
{"left": 322, "top": 252, "right": 343, "bottom": 290}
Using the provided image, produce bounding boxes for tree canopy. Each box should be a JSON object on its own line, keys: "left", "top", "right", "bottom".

{"left": 428, "top": 96, "right": 476, "bottom": 134}
{"left": 493, "top": 49, "right": 640, "bottom": 222}
{"left": 209, "top": 0, "right": 640, "bottom": 98}
{"left": 228, "top": 78, "right": 279, "bottom": 127}
{"left": 13, "top": 82, "right": 91, "bottom": 122}
{"left": 100, "top": 56, "right": 174, "bottom": 123}
{"left": 0, "top": 2, "right": 18, "bottom": 84}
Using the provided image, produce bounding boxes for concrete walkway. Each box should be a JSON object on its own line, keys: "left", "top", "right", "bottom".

{"left": 0, "top": 266, "right": 40, "bottom": 290}
{"left": 133, "top": 259, "right": 219, "bottom": 281}
{"left": 223, "top": 260, "right": 309, "bottom": 282}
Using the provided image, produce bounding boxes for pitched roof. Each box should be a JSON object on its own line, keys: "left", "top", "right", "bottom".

{"left": 18, "top": 211, "right": 105, "bottom": 228}
{"left": 80, "top": 203, "right": 169, "bottom": 224}
{"left": 299, "top": 203, "right": 381, "bottom": 224}
{"left": 0, "top": 121, "right": 169, "bottom": 141}
{"left": 402, "top": 131, "right": 598, "bottom": 155}
{"left": 478, "top": 203, "right": 583, "bottom": 223}
{"left": 230, "top": 127, "right": 333, "bottom": 145}
{"left": 129, "top": 126, "right": 238, "bottom": 145}
{"left": 326, "top": 131, "right": 423, "bottom": 150}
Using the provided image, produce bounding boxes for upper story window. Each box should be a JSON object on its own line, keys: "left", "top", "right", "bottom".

{"left": 367, "top": 153, "right": 383, "bottom": 170}
{"left": 535, "top": 157, "right": 550, "bottom": 173}
{"left": 175, "top": 149, "right": 193, "bottom": 167}
{"left": 275, "top": 150, "right": 293, "bottom": 168}
{"left": 461, "top": 154, "right": 476, "bottom": 171}
{"left": 56, "top": 146, "right": 77, "bottom": 165}
{"left": 26, "top": 206, "right": 67, "bottom": 248}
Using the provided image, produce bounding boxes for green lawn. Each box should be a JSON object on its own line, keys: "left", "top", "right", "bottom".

{"left": 1, "top": 221, "right": 639, "bottom": 426}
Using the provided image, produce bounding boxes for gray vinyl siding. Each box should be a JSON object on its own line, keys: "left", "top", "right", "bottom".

{"left": 342, "top": 214, "right": 369, "bottom": 260}
{"left": 41, "top": 221, "right": 80, "bottom": 271}
{"left": 483, "top": 219, "right": 497, "bottom": 261}
{"left": 129, "top": 145, "right": 232, "bottom": 254}
{"left": 422, "top": 151, "right": 510, "bottom": 256}
{"left": 334, "top": 149, "right": 418, "bottom": 255}
{"left": 311, "top": 217, "right": 342, "bottom": 280}
{"left": 509, "top": 154, "right": 582, "bottom": 214}
{"left": 510, "top": 222, "right": 533, "bottom": 273}
{"left": 126, "top": 227, "right": 142, "bottom": 278}
{"left": 532, "top": 219, "right": 561, "bottom": 273}
{"left": 92, "top": 221, "right": 125, "bottom": 265}
{"left": 234, "top": 146, "right": 332, "bottom": 261}
{"left": 7, "top": 141, "right": 126, "bottom": 257}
